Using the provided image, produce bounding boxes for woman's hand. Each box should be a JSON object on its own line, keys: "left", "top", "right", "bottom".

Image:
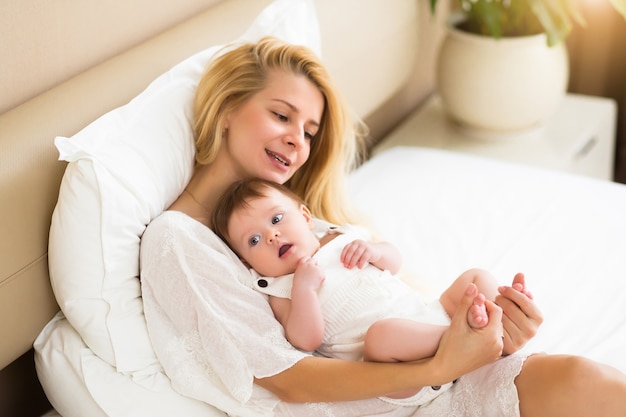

{"left": 495, "top": 273, "right": 543, "bottom": 355}
{"left": 429, "top": 284, "right": 504, "bottom": 384}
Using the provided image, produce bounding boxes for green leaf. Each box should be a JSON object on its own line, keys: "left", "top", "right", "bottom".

{"left": 444, "top": 0, "right": 625, "bottom": 47}
{"left": 528, "top": 0, "right": 573, "bottom": 46}
{"left": 430, "top": 0, "right": 438, "bottom": 15}
{"left": 465, "top": 0, "right": 504, "bottom": 38}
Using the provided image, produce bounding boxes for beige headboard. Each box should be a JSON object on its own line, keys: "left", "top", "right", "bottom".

{"left": 0, "top": 0, "right": 447, "bottom": 411}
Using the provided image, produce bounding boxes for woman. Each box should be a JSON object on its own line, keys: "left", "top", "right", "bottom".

{"left": 141, "top": 36, "right": 626, "bottom": 416}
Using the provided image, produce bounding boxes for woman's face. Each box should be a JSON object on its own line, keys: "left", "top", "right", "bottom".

{"left": 223, "top": 70, "right": 324, "bottom": 185}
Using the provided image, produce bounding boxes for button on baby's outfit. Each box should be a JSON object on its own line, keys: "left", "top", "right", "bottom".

{"left": 379, "top": 380, "right": 455, "bottom": 407}
{"left": 257, "top": 279, "right": 268, "bottom": 288}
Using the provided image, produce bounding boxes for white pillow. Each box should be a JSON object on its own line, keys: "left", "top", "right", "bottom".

{"left": 48, "top": 0, "right": 321, "bottom": 373}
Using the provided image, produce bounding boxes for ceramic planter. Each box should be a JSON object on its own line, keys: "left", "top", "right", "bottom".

{"left": 436, "top": 13, "right": 569, "bottom": 137}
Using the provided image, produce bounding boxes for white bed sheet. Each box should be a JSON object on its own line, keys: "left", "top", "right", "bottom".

{"left": 349, "top": 146, "right": 626, "bottom": 372}
{"left": 35, "top": 146, "right": 626, "bottom": 415}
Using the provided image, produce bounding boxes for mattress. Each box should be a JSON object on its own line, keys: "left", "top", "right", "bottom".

{"left": 349, "top": 146, "right": 626, "bottom": 370}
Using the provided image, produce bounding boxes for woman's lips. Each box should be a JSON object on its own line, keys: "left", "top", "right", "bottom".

{"left": 266, "top": 149, "right": 291, "bottom": 167}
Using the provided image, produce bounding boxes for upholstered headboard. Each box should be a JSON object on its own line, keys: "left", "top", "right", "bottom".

{"left": 0, "top": 0, "right": 447, "bottom": 413}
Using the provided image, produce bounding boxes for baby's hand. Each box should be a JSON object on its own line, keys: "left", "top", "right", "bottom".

{"left": 293, "top": 256, "right": 325, "bottom": 291}
{"left": 340, "top": 239, "right": 381, "bottom": 269}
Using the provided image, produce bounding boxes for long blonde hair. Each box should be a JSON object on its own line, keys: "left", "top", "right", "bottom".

{"left": 193, "top": 36, "right": 367, "bottom": 225}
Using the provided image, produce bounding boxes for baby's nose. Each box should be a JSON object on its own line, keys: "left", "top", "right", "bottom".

{"left": 267, "top": 230, "right": 280, "bottom": 243}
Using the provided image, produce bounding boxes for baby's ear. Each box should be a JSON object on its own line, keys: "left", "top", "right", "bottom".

{"left": 300, "top": 204, "right": 314, "bottom": 228}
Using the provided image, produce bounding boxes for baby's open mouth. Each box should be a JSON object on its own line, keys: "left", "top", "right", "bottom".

{"left": 279, "top": 244, "right": 292, "bottom": 257}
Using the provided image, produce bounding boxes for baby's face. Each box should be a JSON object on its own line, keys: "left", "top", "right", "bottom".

{"left": 227, "top": 188, "right": 320, "bottom": 277}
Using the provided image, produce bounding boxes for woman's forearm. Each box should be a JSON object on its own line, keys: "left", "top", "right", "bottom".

{"left": 254, "top": 356, "right": 447, "bottom": 403}
{"left": 257, "top": 278, "right": 505, "bottom": 403}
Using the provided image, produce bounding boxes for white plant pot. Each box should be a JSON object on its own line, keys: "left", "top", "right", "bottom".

{"left": 436, "top": 14, "right": 569, "bottom": 136}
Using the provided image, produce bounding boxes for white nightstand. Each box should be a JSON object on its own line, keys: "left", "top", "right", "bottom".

{"left": 373, "top": 93, "right": 617, "bottom": 180}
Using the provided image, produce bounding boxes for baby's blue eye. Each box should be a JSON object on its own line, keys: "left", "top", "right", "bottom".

{"left": 249, "top": 235, "right": 260, "bottom": 246}
{"left": 272, "top": 214, "right": 283, "bottom": 224}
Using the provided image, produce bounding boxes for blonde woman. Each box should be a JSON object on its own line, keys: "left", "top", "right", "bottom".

{"left": 140, "top": 36, "right": 626, "bottom": 417}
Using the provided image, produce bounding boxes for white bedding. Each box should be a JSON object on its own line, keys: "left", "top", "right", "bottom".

{"left": 349, "top": 146, "right": 626, "bottom": 372}
{"left": 36, "top": 145, "right": 626, "bottom": 415}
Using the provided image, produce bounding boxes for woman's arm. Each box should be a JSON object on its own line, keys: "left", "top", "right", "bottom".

{"left": 256, "top": 355, "right": 441, "bottom": 402}
{"left": 258, "top": 284, "right": 505, "bottom": 402}
{"left": 270, "top": 257, "right": 325, "bottom": 352}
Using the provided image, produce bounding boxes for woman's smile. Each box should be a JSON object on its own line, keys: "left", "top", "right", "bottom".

{"left": 266, "top": 149, "right": 291, "bottom": 170}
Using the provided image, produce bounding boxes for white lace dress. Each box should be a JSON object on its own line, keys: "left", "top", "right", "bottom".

{"left": 140, "top": 211, "right": 529, "bottom": 417}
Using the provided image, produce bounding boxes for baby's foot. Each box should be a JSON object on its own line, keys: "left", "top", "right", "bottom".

{"left": 468, "top": 293, "right": 488, "bottom": 329}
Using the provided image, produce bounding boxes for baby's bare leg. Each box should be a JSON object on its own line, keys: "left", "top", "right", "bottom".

{"left": 363, "top": 318, "right": 448, "bottom": 399}
{"left": 363, "top": 318, "right": 447, "bottom": 363}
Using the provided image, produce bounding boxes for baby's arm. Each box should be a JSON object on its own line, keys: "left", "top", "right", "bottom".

{"left": 269, "top": 257, "right": 325, "bottom": 352}
{"left": 340, "top": 239, "right": 402, "bottom": 274}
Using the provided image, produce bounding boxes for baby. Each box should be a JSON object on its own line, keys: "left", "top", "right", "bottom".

{"left": 212, "top": 178, "right": 530, "bottom": 405}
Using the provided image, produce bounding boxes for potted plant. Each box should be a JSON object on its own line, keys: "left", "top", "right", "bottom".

{"left": 431, "top": 0, "right": 626, "bottom": 136}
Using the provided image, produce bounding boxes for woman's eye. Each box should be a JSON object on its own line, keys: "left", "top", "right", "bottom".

{"left": 273, "top": 111, "right": 288, "bottom": 122}
{"left": 305, "top": 131, "right": 315, "bottom": 140}
{"left": 272, "top": 214, "right": 283, "bottom": 224}
{"left": 249, "top": 235, "right": 260, "bottom": 246}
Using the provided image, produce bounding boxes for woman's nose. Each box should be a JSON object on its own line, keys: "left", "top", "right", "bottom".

{"left": 284, "top": 126, "right": 305, "bottom": 149}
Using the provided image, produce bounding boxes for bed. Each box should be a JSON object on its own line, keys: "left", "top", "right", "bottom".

{"left": 1, "top": 0, "right": 625, "bottom": 415}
